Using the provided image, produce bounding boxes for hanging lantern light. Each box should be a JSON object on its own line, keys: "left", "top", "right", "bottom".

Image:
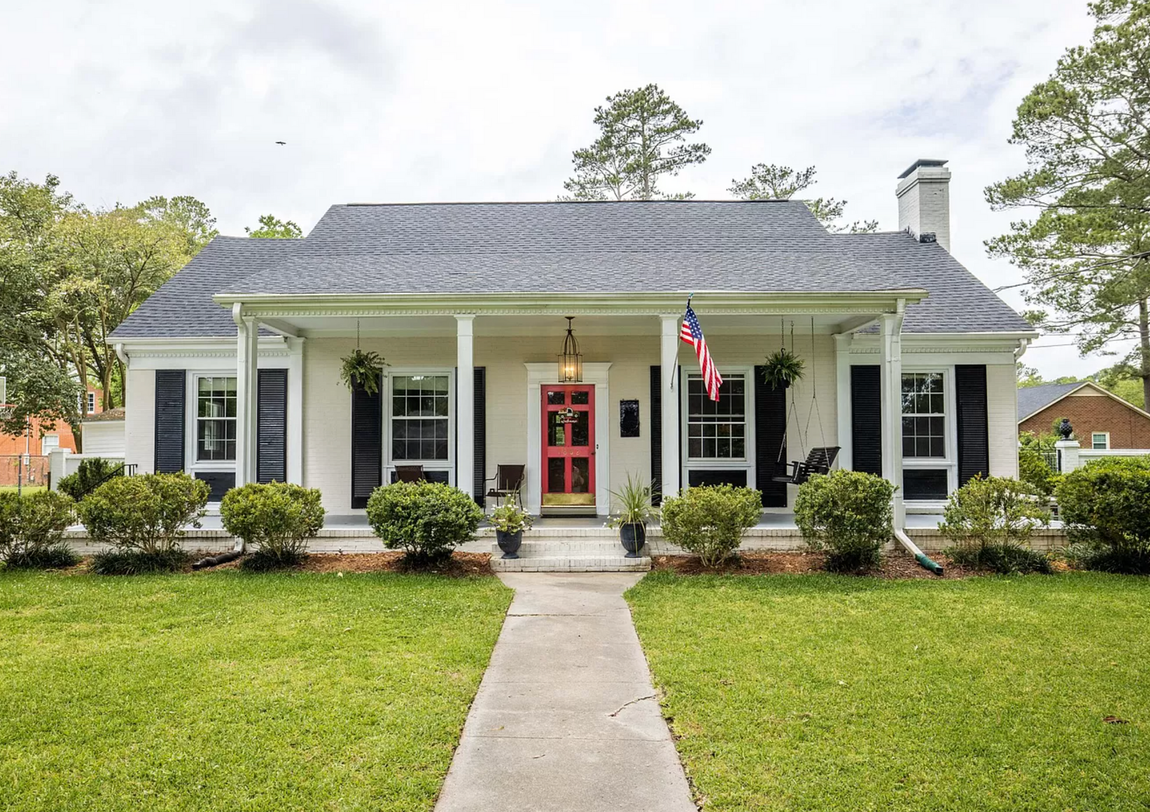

{"left": 557, "top": 316, "right": 583, "bottom": 383}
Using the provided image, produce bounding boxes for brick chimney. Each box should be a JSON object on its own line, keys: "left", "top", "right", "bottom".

{"left": 896, "top": 159, "right": 951, "bottom": 252}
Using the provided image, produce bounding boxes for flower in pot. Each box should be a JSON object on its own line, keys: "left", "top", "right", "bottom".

{"left": 761, "top": 347, "right": 804, "bottom": 390}
{"left": 608, "top": 473, "right": 654, "bottom": 558}
{"left": 339, "top": 348, "right": 386, "bottom": 394}
{"left": 490, "top": 494, "right": 533, "bottom": 559}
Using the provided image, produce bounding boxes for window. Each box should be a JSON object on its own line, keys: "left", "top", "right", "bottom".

{"left": 87, "top": 392, "right": 96, "bottom": 413}
{"left": 196, "top": 376, "right": 237, "bottom": 461}
{"left": 687, "top": 374, "right": 746, "bottom": 460}
{"left": 391, "top": 374, "right": 450, "bottom": 461}
{"left": 901, "top": 372, "right": 946, "bottom": 458}
{"left": 1092, "top": 432, "right": 1110, "bottom": 450}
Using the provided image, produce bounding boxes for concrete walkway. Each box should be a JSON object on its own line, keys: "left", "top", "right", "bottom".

{"left": 435, "top": 573, "right": 696, "bottom": 812}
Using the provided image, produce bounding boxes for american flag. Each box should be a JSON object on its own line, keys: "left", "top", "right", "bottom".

{"left": 680, "top": 303, "right": 722, "bottom": 401}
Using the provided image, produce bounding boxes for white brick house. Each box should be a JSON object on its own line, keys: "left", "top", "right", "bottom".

{"left": 108, "top": 159, "right": 1034, "bottom": 531}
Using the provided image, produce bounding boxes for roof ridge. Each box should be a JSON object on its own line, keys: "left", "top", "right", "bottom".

{"left": 337, "top": 199, "right": 805, "bottom": 207}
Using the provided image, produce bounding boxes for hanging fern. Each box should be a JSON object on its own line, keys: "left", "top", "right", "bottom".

{"left": 762, "top": 348, "right": 804, "bottom": 390}
{"left": 340, "top": 349, "right": 385, "bottom": 394}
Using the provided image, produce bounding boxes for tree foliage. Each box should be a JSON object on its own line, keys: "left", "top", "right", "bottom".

{"left": 986, "top": 0, "right": 1150, "bottom": 403}
{"left": 562, "top": 84, "right": 710, "bottom": 201}
{"left": 729, "top": 163, "right": 878, "bottom": 233}
{"left": 245, "top": 214, "right": 303, "bottom": 239}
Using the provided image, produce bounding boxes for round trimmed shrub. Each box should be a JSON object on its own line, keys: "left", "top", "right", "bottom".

{"left": 78, "top": 474, "right": 209, "bottom": 569}
{"left": 57, "top": 457, "right": 124, "bottom": 502}
{"left": 0, "top": 490, "right": 78, "bottom": 569}
{"left": 795, "top": 470, "right": 894, "bottom": 573}
{"left": 659, "top": 484, "right": 762, "bottom": 567}
{"left": 1056, "top": 456, "right": 1150, "bottom": 573}
{"left": 220, "top": 482, "right": 325, "bottom": 570}
{"left": 366, "top": 481, "right": 483, "bottom": 565}
{"left": 939, "top": 476, "right": 1052, "bottom": 574}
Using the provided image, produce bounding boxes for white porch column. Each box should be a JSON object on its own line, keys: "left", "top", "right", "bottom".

{"left": 879, "top": 312, "right": 905, "bottom": 527}
{"left": 456, "top": 315, "right": 475, "bottom": 498}
{"left": 660, "top": 315, "right": 681, "bottom": 498}
{"left": 833, "top": 333, "right": 852, "bottom": 471}
{"left": 234, "top": 310, "right": 259, "bottom": 486}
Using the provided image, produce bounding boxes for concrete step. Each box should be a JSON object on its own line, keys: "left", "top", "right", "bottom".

{"left": 491, "top": 553, "right": 651, "bottom": 572}
{"left": 493, "top": 538, "right": 638, "bottom": 555}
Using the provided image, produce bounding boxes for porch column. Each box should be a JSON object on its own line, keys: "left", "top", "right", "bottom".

{"left": 456, "top": 315, "right": 475, "bottom": 498}
{"left": 234, "top": 311, "right": 260, "bottom": 486}
{"left": 878, "top": 312, "right": 905, "bottom": 527}
{"left": 833, "top": 333, "right": 852, "bottom": 471}
{"left": 660, "top": 315, "right": 681, "bottom": 498}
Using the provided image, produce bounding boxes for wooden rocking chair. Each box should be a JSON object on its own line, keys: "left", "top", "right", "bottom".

{"left": 772, "top": 447, "right": 840, "bottom": 486}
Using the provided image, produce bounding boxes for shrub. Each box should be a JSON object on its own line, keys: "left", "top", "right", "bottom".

{"left": 220, "top": 482, "right": 325, "bottom": 569}
{"left": 78, "top": 473, "right": 209, "bottom": 557}
{"left": 794, "top": 470, "right": 894, "bottom": 573}
{"left": 659, "top": 485, "right": 762, "bottom": 567}
{"left": 90, "top": 549, "right": 190, "bottom": 575}
{"left": 57, "top": 458, "right": 124, "bottom": 502}
{"left": 0, "top": 490, "right": 79, "bottom": 569}
{"left": 1017, "top": 433, "right": 1058, "bottom": 499}
{"left": 1056, "top": 456, "right": 1150, "bottom": 574}
{"left": 939, "top": 476, "right": 1052, "bottom": 574}
{"left": 366, "top": 481, "right": 484, "bottom": 565}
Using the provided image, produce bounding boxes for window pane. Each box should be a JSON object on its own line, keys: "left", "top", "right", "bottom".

{"left": 547, "top": 391, "right": 565, "bottom": 405}
{"left": 548, "top": 458, "right": 565, "bottom": 493}
{"left": 571, "top": 458, "right": 589, "bottom": 493}
{"left": 571, "top": 391, "right": 589, "bottom": 405}
{"left": 687, "top": 374, "right": 746, "bottom": 460}
{"left": 571, "top": 411, "right": 589, "bottom": 446}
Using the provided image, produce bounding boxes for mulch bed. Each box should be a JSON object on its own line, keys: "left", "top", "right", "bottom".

{"left": 652, "top": 550, "right": 979, "bottom": 579}
{"left": 299, "top": 551, "right": 493, "bottom": 576}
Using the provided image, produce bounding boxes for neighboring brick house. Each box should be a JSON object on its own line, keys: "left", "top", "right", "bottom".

{"left": 0, "top": 386, "right": 104, "bottom": 455}
{"left": 1018, "top": 381, "right": 1150, "bottom": 450}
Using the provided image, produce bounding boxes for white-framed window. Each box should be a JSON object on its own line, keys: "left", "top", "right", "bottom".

{"left": 194, "top": 375, "right": 237, "bottom": 462}
{"left": 901, "top": 372, "right": 946, "bottom": 458}
{"left": 686, "top": 373, "right": 747, "bottom": 460}
{"left": 389, "top": 373, "right": 451, "bottom": 463}
{"left": 1092, "top": 432, "right": 1110, "bottom": 450}
{"left": 87, "top": 392, "right": 96, "bottom": 413}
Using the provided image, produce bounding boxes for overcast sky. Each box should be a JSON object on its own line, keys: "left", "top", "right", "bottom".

{"left": 1, "top": 0, "right": 1109, "bottom": 377}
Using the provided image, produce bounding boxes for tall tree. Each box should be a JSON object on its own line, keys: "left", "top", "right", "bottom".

{"left": 562, "top": 84, "right": 711, "bottom": 201}
{"left": 729, "top": 163, "right": 879, "bottom": 233}
{"left": 139, "top": 195, "right": 218, "bottom": 256}
{"left": 986, "top": 0, "right": 1150, "bottom": 404}
{"left": 246, "top": 214, "right": 303, "bottom": 239}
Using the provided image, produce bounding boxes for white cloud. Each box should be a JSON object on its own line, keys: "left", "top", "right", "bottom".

{"left": 0, "top": 0, "right": 1105, "bottom": 376}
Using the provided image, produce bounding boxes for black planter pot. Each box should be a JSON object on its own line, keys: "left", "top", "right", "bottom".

{"left": 496, "top": 529, "right": 523, "bottom": 559}
{"left": 620, "top": 523, "right": 646, "bottom": 558}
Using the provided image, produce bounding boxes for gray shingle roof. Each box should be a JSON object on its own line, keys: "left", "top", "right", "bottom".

{"left": 110, "top": 237, "right": 297, "bottom": 339}
{"left": 114, "top": 200, "right": 1032, "bottom": 338}
{"left": 1017, "top": 382, "right": 1084, "bottom": 421}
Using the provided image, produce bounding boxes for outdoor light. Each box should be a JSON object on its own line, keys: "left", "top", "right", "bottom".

{"left": 557, "top": 316, "right": 583, "bottom": 383}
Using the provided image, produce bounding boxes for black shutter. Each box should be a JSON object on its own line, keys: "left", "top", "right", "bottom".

{"left": 257, "top": 369, "right": 288, "bottom": 484}
{"left": 955, "top": 365, "right": 989, "bottom": 484}
{"left": 650, "top": 366, "right": 662, "bottom": 505}
{"left": 350, "top": 375, "right": 382, "bottom": 509}
{"left": 754, "top": 366, "right": 788, "bottom": 507}
{"left": 154, "top": 370, "right": 186, "bottom": 473}
{"left": 851, "top": 365, "right": 882, "bottom": 476}
{"left": 473, "top": 367, "right": 486, "bottom": 504}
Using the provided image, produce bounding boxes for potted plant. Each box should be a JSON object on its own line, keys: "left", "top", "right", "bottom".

{"left": 762, "top": 347, "right": 804, "bottom": 390}
{"left": 490, "top": 494, "right": 533, "bottom": 559}
{"left": 340, "top": 348, "right": 386, "bottom": 394}
{"left": 608, "top": 474, "right": 654, "bottom": 558}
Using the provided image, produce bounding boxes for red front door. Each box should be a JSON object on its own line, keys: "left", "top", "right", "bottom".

{"left": 541, "top": 384, "right": 595, "bottom": 507}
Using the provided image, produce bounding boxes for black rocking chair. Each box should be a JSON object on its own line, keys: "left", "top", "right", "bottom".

{"left": 485, "top": 464, "right": 526, "bottom": 505}
{"left": 772, "top": 446, "right": 840, "bottom": 486}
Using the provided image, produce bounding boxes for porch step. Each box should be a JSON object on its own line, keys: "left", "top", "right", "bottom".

{"left": 489, "top": 537, "right": 651, "bottom": 572}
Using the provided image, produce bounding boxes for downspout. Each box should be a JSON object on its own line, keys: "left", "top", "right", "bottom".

{"left": 894, "top": 528, "right": 944, "bottom": 575}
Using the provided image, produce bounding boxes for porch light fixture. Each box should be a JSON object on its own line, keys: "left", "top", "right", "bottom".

{"left": 557, "top": 316, "right": 583, "bottom": 383}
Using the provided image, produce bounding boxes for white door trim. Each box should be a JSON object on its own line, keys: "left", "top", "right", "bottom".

{"left": 525, "top": 362, "right": 612, "bottom": 516}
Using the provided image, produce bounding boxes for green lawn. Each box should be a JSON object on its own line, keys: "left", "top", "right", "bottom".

{"left": 628, "top": 572, "right": 1150, "bottom": 811}
{"left": 0, "top": 485, "right": 46, "bottom": 494}
{"left": 0, "top": 570, "right": 512, "bottom": 812}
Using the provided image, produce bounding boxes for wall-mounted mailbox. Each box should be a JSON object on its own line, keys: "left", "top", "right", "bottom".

{"left": 620, "top": 399, "right": 640, "bottom": 438}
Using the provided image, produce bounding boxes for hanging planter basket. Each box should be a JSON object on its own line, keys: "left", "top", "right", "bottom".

{"left": 340, "top": 348, "right": 385, "bottom": 394}
{"left": 762, "top": 347, "right": 804, "bottom": 390}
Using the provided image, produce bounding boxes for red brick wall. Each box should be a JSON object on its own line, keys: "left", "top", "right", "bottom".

{"left": 1020, "top": 393, "right": 1150, "bottom": 449}
{"left": 0, "top": 387, "right": 103, "bottom": 455}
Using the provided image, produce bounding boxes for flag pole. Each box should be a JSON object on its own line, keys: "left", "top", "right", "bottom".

{"left": 672, "top": 293, "right": 694, "bottom": 391}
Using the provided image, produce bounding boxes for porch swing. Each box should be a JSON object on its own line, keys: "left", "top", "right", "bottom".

{"left": 770, "top": 318, "right": 840, "bottom": 486}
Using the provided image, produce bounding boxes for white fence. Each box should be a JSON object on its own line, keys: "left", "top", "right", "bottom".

{"left": 47, "top": 450, "right": 126, "bottom": 489}
{"left": 1056, "top": 440, "right": 1150, "bottom": 473}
